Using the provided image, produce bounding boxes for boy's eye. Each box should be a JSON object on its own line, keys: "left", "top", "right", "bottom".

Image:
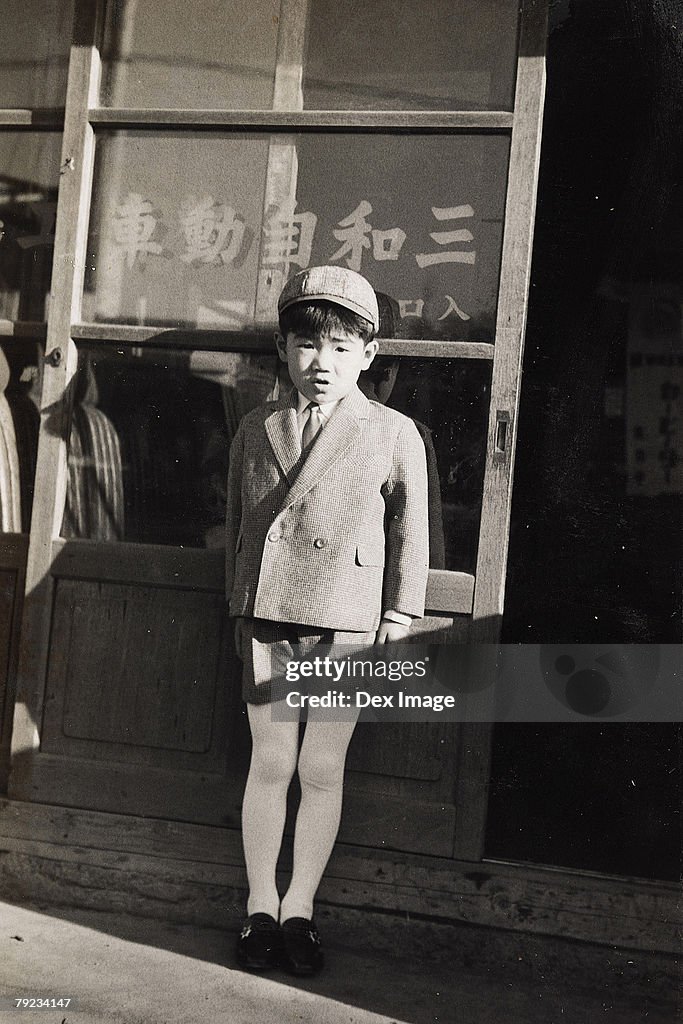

{"left": 336, "top": 346, "right": 351, "bottom": 353}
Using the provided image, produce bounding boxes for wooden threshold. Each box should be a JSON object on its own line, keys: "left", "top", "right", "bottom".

{"left": 0, "top": 798, "right": 678, "bottom": 953}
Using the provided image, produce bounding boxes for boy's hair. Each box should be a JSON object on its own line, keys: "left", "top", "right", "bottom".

{"left": 278, "top": 300, "right": 376, "bottom": 345}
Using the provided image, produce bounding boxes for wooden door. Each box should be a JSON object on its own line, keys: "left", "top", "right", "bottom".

{"left": 8, "top": 0, "right": 547, "bottom": 862}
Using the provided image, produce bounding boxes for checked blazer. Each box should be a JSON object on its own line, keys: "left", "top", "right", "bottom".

{"left": 225, "top": 384, "right": 429, "bottom": 632}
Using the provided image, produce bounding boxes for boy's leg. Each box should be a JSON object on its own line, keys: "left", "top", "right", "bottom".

{"left": 279, "top": 709, "right": 360, "bottom": 923}
{"left": 240, "top": 620, "right": 301, "bottom": 920}
{"left": 242, "top": 701, "right": 299, "bottom": 918}
{"left": 280, "top": 628, "right": 373, "bottom": 923}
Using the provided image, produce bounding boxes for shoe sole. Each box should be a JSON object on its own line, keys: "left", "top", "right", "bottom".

{"left": 235, "top": 938, "right": 282, "bottom": 972}
{"left": 279, "top": 953, "right": 324, "bottom": 976}
{"left": 236, "top": 960, "right": 277, "bottom": 971}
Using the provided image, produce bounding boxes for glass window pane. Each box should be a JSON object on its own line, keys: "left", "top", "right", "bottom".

{"left": 303, "top": 0, "right": 519, "bottom": 111}
{"left": 83, "top": 131, "right": 509, "bottom": 343}
{"left": 62, "top": 345, "right": 279, "bottom": 547}
{"left": 62, "top": 344, "right": 487, "bottom": 572}
{"left": 99, "top": 0, "right": 518, "bottom": 112}
{"left": 0, "top": 133, "right": 62, "bottom": 322}
{"left": 0, "top": 339, "right": 41, "bottom": 534}
{"left": 361, "top": 357, "right": 490, "bottom": 572}
{"left": 83, "top": 132, "right": 271, "bottom": 327}
{"left": 0, "top": 0, "right": 74, "bottom": 108}
{"left": 100, "top": 0, "right": 279, "bottom": 108}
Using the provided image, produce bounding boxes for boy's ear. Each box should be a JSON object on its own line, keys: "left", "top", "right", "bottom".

{"left": 274, "top": 331, "right": 288, "bottom": 363}
{"left": 361, "top": 339, "right": 380, "bottom": 369}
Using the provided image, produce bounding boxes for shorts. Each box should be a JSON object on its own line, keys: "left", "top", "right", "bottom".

{"left": 240, "top": 617, "right": 377, "bottom": 705}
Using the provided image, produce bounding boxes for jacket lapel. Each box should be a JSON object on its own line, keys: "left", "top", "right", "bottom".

{"left": 264, "top": 390, "right": 302, "bottom": 485}
{"left": 282, "top": 385, "right": 371, "bottom": 509}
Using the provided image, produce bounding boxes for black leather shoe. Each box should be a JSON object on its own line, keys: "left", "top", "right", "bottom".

{"left": 235, "top": 913, "right": 282, "bottom": 971}
{"left": 280, "top": 917, "right": 324, "bottom": 976}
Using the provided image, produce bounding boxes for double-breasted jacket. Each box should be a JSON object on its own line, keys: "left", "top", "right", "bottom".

{"left": 225, "top": 385, "right": 429, "bottom": 632}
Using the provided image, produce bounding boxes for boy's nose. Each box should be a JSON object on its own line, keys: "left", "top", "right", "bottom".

{"left": 312, "top": 349, "right": 333, "bottom": 371}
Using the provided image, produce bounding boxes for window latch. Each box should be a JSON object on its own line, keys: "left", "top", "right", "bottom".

{"left": 494, "top": 410, "right": 511, "bottom": 457}
{"left": 45, "top": 347, "right": 62, "bottom": 368}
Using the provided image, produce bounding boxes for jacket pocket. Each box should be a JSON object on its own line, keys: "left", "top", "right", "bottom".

{"left": 355, "top": 542, "right": 384, "bottom": 566}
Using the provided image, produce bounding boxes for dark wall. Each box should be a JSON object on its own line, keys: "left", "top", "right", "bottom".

{"left": 505, "top": 0, "right": 682, "bottom": 644}
{"left": 490, "top": 0, "right": 681, "bottom": 881}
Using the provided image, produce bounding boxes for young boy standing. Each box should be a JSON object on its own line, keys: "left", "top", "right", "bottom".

{"left": 226, "top": 265, "right": 429, "bottom": 975}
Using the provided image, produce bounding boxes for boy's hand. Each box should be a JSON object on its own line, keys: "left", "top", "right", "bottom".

{"left": 234, "top": 616, "right": 245, "bottom": 660}
{"left": 376, "top": 620, "right": 411, "bottom": 644}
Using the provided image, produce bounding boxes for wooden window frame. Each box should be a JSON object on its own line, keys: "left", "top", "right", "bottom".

{"left": 0, "top": 0, "right": 73, "bottom": 340}
{"left": 9, "top": 0, "right": 547, "bottom": 863}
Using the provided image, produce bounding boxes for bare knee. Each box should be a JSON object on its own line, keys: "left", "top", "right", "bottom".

{"left": 297, "top": 747, "right": 345, "bottom": 792}
{"left": 249, "top": 742, "right": 297, "bottom": 786}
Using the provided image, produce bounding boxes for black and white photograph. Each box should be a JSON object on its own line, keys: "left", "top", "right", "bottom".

{"left": 0, "top": 1, "right": 680, "bottom": 1022}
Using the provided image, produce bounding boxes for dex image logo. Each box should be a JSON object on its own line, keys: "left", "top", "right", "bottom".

{"left": 539, "top": 645, "right": 661, "bottom": 718}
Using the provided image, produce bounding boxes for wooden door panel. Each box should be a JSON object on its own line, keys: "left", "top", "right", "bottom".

{"left": 40, "top": 576, "right": 239, "bottom": 778}
{"left": 46, "top": 579, "right": 222, "bottom": 753}
{"left": 10, "top": 751, "right": 245, "bottom": 827}
{"left": 347, "top": 722, "right": 456, "bottom": 782}
{"left": 339, "top": 789, "right": 455, "bottom": 858}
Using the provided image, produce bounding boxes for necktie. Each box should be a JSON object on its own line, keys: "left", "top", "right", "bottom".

{"left": 301, "top": 403, "right": 323, "bottom": 451}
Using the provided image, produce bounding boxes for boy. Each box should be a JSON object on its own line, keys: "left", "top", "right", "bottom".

{"left": 226, "top": 265, "right": 428, "bottom": 975}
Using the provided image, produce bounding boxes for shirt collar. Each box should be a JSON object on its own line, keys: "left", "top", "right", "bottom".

{"left": 295, "top": 391, "right": 340, "bottom": 420}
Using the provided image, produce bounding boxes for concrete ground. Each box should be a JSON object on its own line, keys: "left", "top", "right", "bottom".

{"left": 0, "top": 900, "right": 676, "bottom": 1024}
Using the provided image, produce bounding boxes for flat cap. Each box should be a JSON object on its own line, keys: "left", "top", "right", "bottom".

{"left": 278, "top": 265, "right": 379, "bottom": 332}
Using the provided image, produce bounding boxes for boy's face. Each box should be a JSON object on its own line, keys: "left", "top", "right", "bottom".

{"left": 276, "top": 327, "right": 378, "bottom": 405}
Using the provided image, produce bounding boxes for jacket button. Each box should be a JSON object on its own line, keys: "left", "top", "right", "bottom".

{"left": 268, "top": 531, "right": 280, "bottom": 543}
{"left": 313, "top": 538, "right": 326, "bottom": 549}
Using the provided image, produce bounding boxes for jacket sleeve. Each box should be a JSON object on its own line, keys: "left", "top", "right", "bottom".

{"left": 224, "top": 421, "right": 245, "bottom": 603}
{"left": 382, "top": 418, "right": 430, "bottom": 618}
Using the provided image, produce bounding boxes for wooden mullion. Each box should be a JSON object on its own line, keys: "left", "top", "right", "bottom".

{"left": 70, "top": 323, "right": 495, "bottom": 360}
{"left": 473, "top": 0, "right": 548, "bottom": 637}
{"left": 0, "top": 109, "right": 65, "bottom": 129}
{"left": 8, "top": 0, "right": 102, "bottom": 788}
{"left": 253, "top": 0, "right": 310, "bottom": 324}
{"left": 50, "top": 538, "right": 225, "bottom": 591}
{"left": 271, "top": 0, "right": 309, "bottom": 110}
{"left": 87, "top": 108, "right": 514, "bottom": 131}
{"left": 452, "top": 0, "right": 548, "bottom": 863}
{"left": 377, "top": 340, "right": 494, "bottom": 360}
{"left": 49, "top": 540, "right": 475, "bottom": 615}
{"left": 0, "top": 321, "right": 48, "bottom": 341}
